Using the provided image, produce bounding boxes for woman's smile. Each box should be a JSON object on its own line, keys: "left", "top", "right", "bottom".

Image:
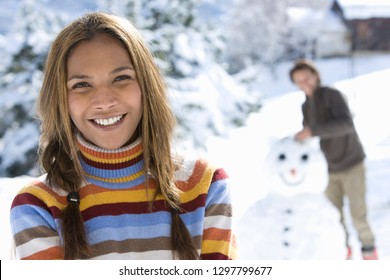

{"left": 91, "top": 113, "right": 126, "bottom": 127}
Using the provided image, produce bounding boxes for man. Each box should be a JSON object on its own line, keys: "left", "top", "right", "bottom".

{"left": 290, "top": 59, "right": 377, "bottom": 260}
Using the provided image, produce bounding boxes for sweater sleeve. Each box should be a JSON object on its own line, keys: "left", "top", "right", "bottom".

{"left": 200, "top": 168, "right": 237, "bottom": 260}
{"left": 10, "top": 185, "right": 64, "bottom": 260}
{"left": 310, "top": 88, "right": 355, "bottom": 139}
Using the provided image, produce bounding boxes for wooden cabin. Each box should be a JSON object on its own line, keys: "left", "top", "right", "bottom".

{"left": 332, "top": 0, "right": 390, "bottom": 51}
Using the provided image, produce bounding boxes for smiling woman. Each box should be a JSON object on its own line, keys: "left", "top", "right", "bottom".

{"left": 9, "top": 12, "right": 236, "bottom": 260}
{"left": 66, "top": 33, "right": 143, "bottom": 150}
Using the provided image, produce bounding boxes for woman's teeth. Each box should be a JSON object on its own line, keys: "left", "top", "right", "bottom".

{"left": 94, "top": 115, "right": 123, "bottom": 126}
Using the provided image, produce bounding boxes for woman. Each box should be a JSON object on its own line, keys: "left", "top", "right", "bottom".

{"left": 10, "top": 12, "right": 236, "bottom": 260}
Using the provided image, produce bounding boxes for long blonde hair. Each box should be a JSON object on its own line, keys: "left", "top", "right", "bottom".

{"left": 36, "top": 12, "right": 198, "bottom": 259}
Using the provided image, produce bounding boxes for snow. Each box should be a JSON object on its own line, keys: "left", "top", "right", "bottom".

{"left": 2, "top": 57, "right": 390, "bottom": 261}
{"left": 338, "top": 0, "right": 390, "bottom": 6}
{"left": 337, "top": 0, "right": 390, "bottom": 20}
{"left": 0, "top": 0, "right": 260, "bottom": 176}
{"left": 1, "top": 0, "right": 390, "bottom": 262}
{"left": 235, "top": 137, "right": 347, "bottom": 260}
{"left": 205, "top": 59, "right": 390, "bottom": 260}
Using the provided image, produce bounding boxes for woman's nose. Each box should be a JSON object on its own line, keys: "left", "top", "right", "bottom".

{"left": 92, "top": 88, "right": 118, "bottom": 110}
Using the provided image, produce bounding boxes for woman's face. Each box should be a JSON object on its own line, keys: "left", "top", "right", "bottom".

{"left": 292, "top": 69, "right": 319, "bottom": 97}
{"left": 67, "top": 34, "right": 143, "bottom": 149}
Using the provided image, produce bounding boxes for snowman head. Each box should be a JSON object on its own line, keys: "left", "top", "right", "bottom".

{"left": 262, "top": 136, "right": 328, "bottom": 196}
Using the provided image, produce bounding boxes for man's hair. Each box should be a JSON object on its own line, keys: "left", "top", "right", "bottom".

{"left": 289, "top": 59, "right": 321, "bottom": 85}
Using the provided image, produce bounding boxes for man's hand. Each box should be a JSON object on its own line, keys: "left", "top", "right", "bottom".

{"left": 294, "top": 126, "right": 312, "bottom": 141}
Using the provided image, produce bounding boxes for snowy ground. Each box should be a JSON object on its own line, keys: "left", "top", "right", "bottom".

{"left": 1, "top": 58, "right": 390, "bottom": 260}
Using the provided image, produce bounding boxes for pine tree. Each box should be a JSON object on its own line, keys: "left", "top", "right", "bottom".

{"left": 0, "top": 0, "right": 66, "bottom": 176}
{"left": 98, "top": 0, "right": 223, "bottom": 78}
{"left": 224, "top": 0, "right": 289, "bottom": 74}
{"left": 97, "top": 0, "right": 259, "bottom": 150}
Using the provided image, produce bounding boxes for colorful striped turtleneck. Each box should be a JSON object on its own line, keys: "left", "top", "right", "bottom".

{"left": 10, "top": 135, "right": 236, "bottom": 260}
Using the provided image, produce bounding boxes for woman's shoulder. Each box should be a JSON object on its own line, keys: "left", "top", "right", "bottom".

{"left": 174, "top": 156, "right": 228, "bottom": 193}
{"left": 174, "top": 156, "right": 221, "bottom": 181}
{"left": 12, "top": 174, "right": 66, "bottom": 206}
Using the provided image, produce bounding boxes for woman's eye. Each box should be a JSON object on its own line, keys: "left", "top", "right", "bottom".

{"left": 114, "top": 75, "right": 131, "bottom": 82}
{"left": 72, "top": 82, "right": 90, "bottom": 89}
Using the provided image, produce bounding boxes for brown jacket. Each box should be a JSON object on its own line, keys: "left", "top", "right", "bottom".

{"left": 302, "top": 86, "right": 365, "bottom": 172}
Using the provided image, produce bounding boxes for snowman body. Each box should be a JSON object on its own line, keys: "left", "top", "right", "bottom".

{"left": 237, "top": 137, "right": 345, "bottom": 259}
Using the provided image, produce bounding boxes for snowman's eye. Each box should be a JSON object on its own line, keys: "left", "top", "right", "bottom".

{"left": 278, "top": 153, "right": 286, "bottom": 161}
{"left": 301, "top": 154, "right": 309, "bottom": 161}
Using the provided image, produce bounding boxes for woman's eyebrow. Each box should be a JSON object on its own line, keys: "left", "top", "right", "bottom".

{"left": 67, "top": 66, "right": 134, "bottom": 82}
{"left": 110, "top": 66, "right": 134, "bottom": 75}
{"left": 67, "top": 74, "right": 91, "bottom": 81}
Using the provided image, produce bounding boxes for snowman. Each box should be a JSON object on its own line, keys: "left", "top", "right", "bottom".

{"left": 236, "top": 136, "right": 345, "bottom": 259}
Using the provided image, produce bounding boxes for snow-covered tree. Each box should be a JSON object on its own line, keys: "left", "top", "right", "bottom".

{"left": 289, "top": 0, "right": 329, "bottom": 9}
{"left": 98, "top": 0, "right": 226, "bottom": 77}
{"left": 97, "top": 0, "right": 260, "bottom": 150}
{"left": 224, "top": 0, "right": 289, "bottom": 74}
{"left": 0, "top": 0, "right": 260, "bottom": 176}
{"left": 0, "top": 0, "right": 66, "bottom": 176}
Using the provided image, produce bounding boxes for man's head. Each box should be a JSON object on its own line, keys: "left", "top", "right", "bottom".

{"left": 289, "top": 59, "right": 321, "bottom": 97}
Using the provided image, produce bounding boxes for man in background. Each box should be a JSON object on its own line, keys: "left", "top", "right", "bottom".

{"left": 289, "top": 59, "right": 377, "bottom": 260}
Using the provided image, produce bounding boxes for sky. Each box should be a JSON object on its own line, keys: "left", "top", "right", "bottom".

{"left": 1, "top": 54, "right": 390, "bottom": 261}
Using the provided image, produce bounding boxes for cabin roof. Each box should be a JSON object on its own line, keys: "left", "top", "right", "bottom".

{"left": 335, "top": 0, "right": 390, "bottom": 19}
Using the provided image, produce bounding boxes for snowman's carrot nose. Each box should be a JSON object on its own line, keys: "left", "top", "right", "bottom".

{"left": 290, "top": 169, "right": 296, "bottom": 176}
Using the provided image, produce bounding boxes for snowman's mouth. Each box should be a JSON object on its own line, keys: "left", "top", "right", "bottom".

{"left": 279, "top": 173, "right": 306, "bottom": 186}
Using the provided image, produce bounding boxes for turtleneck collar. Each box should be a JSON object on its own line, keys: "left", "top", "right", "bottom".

{"left": 76, "top": 133, "right": 146, "bottom": 189}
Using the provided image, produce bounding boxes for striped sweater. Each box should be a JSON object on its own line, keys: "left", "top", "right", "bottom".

{"left": 10, "top": 136, "right": 236, "bottom": 260}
